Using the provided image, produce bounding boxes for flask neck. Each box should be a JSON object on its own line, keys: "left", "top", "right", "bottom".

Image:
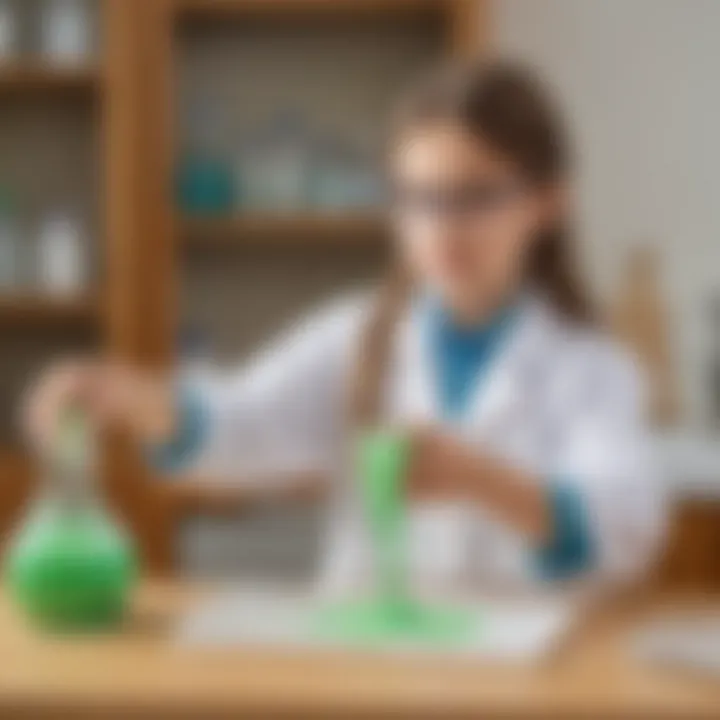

{"left": 40, "top": 455, "right": 102, "bottom": 515}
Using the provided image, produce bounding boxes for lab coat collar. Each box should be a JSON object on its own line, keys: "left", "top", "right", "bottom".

{"left": 393, "top": 293, "right": 559, "bottom": 435}
{"left": 466, "top": 294, "right": 555, "bottom": 436}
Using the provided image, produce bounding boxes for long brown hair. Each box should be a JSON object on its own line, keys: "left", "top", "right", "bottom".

{"left": 352, "top": 59, "right": 592, "bottom": 427}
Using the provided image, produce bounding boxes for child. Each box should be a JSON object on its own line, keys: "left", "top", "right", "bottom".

{"left": 25, "top": 60, "right": 665, "bottom": 595}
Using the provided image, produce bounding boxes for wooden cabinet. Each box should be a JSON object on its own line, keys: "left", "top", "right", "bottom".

{"left": 0, "top": 2, "right": 717, "bottom": 592}
{"left": 0, "top": 0, "right": 486, "bottom": 572}
{"left": 657, "top": 500, "right": 720, "bottom": 591}
{"left": 0, "top": 0, "right": 129, "bottom": 549}
{"left": 1, "top": 1, "right": 718, "bottom": 594}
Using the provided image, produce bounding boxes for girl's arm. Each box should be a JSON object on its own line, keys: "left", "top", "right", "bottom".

{"left": 24, "top": 298, "right": 365, "bottom": 486}
{"left": 407, "top": 430, "right": 552, "bottom": 541}
{"left": 409, "top": 348, "right": 666, "bottom": 584}
{"left": 149, "top": 298, "right": 364, "bottom": 484}
{"left": 539, "top": 349, "right": 666, "bottom": 583}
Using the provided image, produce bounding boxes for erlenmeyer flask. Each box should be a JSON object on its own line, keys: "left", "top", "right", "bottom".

{"left": 5, "top": 412, "right": 136, "bottom": 631}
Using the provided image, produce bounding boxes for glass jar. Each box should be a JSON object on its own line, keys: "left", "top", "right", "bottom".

{"left": 4, "top": 413, "right": 136, "bottom": 632}
{"left": 0, "top": 0, "right": 18, "bottom": 60}
{"left": 0, "top": 191, "right": 18, "bottom": 290}
{"left": 239, "top": 110, "right": 312, "bottom": 212}
{"left": 177, "top": 97, "right": 235, "bottom": 216}
{"left": 41, "top": 0, "right": 91, "bottom": 65}
{"left": 37, "top": 213, "right": 86, "bottom": 296}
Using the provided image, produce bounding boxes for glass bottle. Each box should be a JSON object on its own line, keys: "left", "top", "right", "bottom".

{"left": 41, "top": 0, "right": 91, "bottom": 65}
{"left": 0, "top": 0, "right": 18, "bottom": 60}
{"left": 37, "top": 212, "right": 86, "bottom": 296}
{"left": 312, "top": 137, "right": 384, "bottom": 212}
{"left": 4, "top": 412, "right": 136, "bottom": 631}
{"left": 0, "top": 188, "right": 19, "bottom": 290}
{"left": 241, "top": 109, "right": 311, "bottom": 212}
{"left": 176, "top": 96, "right": 235, "bottom": 216}
{"left": 178, "top": 324, "right": 216, "bottom": 388}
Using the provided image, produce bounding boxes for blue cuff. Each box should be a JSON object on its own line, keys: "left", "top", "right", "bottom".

{"left": 145, "top": 386, "right": 209, "bottom": 474}
{"left": 534, "top": 483, "right": 595, "bottom": 581}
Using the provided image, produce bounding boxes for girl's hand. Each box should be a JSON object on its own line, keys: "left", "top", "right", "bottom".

{"left": 407, "top": 427, "right": 551, "bottom": 542}
{"left": 22, "top": 359, "right": 177, "bottom": 452}
{"left": 406, "top": 427, "right": 476, "bottom": 501}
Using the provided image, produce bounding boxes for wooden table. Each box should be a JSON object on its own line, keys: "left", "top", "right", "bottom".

{"left": 0, "top": 584, "right": 719, "bottom": 719}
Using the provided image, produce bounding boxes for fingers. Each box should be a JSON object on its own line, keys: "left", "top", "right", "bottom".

{"left": 22, "top": 358, "right": 94, "bottom": 453}
{"left": 405, "top": 427, "right": 470, "bottom": 501}
{"left": 88, "top": 364, "right": 174, "bottom": 442}
{"left": 84, "top": 362, "right": 134, "bottom": 427}
{"left": 405, "top": 426, "right": 442, "bottom": 500}
{"left": 21, "top": 359, "right": 133, "bottom": 451}
{"left": 20, "top": 358, "right": 173, "bottom": 457}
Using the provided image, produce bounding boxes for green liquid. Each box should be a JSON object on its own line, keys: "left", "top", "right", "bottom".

{"left": 5, "top": 500, "right": 136, "bottom": 632}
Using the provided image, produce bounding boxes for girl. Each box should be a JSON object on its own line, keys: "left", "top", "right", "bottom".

{"left": 25, "top": 60, "right": 665, "bottom": 596}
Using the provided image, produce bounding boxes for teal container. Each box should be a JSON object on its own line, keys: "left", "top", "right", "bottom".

{"left": 176, "top": 153, "right": 235, "bottom": 216}
{"left": 5, "top": 498, "right": 136, "bottom": 632}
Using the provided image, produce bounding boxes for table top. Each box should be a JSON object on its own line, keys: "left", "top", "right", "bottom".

{"left": 1, "top": 584, "right": 719, "bottom": 719}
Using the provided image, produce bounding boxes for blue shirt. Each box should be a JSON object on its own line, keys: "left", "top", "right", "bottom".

{"left": 425, "top": 300, "right": 516, "bottom": 420}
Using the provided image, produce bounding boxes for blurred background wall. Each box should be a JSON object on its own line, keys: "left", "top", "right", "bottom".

{"left": 492, "top": 0, "right": 720, "bottom": 426}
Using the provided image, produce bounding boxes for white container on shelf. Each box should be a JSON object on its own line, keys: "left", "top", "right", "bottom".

{"left": 0, "top": 215, "right": 18, "bottom": 290}
{"left": 41, "top": 0, "right": 91, "bottom": 65}
{"left": 0, "top": 0, "right": 18, "bottom": 61}
{"left": 239, "top": 110, "right": 312, "bottom": 212}
{"left": 0, "top": 189, "right": 20, "bottom": 290}
{"left": 311, "top": 136, "right": 385, "bottom": 212}
{"left": 178, "top": 325, "right": 218, "bottom": 390}
{"left": 37, "top": 214, "right": 86, "bottom": 296}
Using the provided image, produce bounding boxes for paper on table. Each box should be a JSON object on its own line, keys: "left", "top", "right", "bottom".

{"left": 176, "top": 586, "right": 581, "bottom": 663}
{"left": 632, "top": 613, "right": 720, "bottom": 676}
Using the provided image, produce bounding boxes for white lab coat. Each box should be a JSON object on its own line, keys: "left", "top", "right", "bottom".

{"left": 185, "top": 293, "right": 666, "bottom": 595}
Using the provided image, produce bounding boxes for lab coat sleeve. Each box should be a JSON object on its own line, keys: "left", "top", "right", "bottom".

{"left": 549, "top": 342, "right": 667, "bottom": 584}
{"left": 154, "top": 297, "right": 365, "bottom": 485}
{"left": 534, "top": 483, "right": 595, "bottom": 580}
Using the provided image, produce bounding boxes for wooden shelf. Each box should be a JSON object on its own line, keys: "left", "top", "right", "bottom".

{"left": 0, "top": 448, "right": 33, "bottom": 539}
{"left": 160, "top": 472, "right": 327, "bottom": 518}
{"left": 177, "top": 0, "right": 446, "bottom": 20}
{"left": 0, "top": 63, "right": 100, "bottom": 93}
{"left": 0, "top": 294, "right": 100, "bottom": 326}
{"left": 182, "top": 212, "right": 388, "bottom": 248}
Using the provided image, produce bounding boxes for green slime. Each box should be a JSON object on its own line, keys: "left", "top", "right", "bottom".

{"left": 313, "top": 431, "right": 479, "bottom": 647}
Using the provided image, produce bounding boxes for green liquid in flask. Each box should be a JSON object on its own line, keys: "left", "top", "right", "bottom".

{"left": 4, "top": 412, "right": 136, "bottom": 632}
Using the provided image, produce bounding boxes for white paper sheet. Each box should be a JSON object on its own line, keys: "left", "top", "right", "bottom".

{"left": 176, "top": 586, "right": 581, "bottom": 663}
